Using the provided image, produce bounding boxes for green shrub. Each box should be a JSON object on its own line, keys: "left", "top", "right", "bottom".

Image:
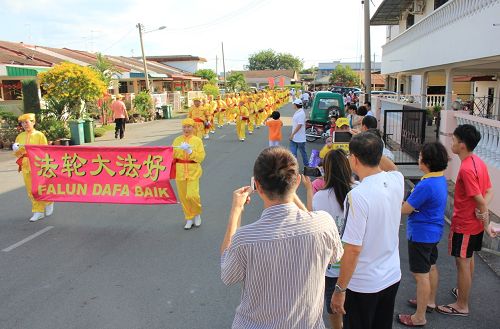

{"left": 37, "top": 118, "right": 70, "bottom": 141}
{"left": 94, "top": 127, "right": 106, "bottom": 137}
{"left": 202, "top": 83, "right": 220, "bottom": 97}
{"left": 0, "top": 110, "right": 19, "bottom": 128}
{"left": 133, "top": 91, "right": 154, "bottom": 120}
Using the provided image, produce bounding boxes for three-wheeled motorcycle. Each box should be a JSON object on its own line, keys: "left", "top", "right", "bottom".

{"left": 305, "top": 91, "right": 345, "bottom": 142}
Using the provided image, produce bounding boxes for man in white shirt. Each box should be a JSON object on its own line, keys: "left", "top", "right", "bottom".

{"left": 364, "top": 101, "right": 374, "bottom": 116}
{"left": 289, "top": 99, "right": 309, "bottom": 167}
{"left": 331, "top": 132, "right": 404, "bottom": 329}
{"left": 301, "top": 91, "right": 310, "bottom": 109}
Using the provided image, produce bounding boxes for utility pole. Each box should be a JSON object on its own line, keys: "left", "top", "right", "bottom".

{"left": 137, "top": 23, "right": 151, "bottom": 93}
{"left": 215, "top": 55, "right": 218, "bottom": 84}
{"left": 222, "top": 42, "right": 227, "bottom": 90}
{"left": 363, "top": 0, "right": 372, "bottom": 102}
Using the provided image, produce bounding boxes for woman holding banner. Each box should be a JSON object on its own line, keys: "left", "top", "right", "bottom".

{"left": 172, "top": 118, "right": 206, "bottom": 230}
{"left": 12, "top": 113, "right": 54, "bottom": 222}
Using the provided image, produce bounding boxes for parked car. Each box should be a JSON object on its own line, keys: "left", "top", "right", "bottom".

{"left": 371, "top": 90, "right": 397, "bottom": 95}
{"left": 330, "top": 86, "right": 361, "bottom": 95}
{"left": 305, "top": 91, "right": 345, "bottom": 142}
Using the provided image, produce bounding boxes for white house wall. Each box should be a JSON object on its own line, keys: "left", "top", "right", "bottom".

{"left": 381, "top": 0, "right": 500, "bottom": 74}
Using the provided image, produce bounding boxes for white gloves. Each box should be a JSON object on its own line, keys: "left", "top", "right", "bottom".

{"left": 180, "top": 142, "right": 193, "bottom": 154}
{"left": 12, "top": 143, "right": 20, "bottom": 151}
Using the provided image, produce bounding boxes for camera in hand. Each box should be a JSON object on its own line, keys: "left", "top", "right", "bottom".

{"left": 303, "top": 166, "right": 322, "bottom": 177}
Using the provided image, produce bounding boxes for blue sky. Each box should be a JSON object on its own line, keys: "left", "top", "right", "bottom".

{"left": 0, "top": 0, "right": 387, "bottom": 71}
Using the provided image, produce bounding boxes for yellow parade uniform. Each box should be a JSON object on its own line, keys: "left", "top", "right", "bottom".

{"left": 235, "top": 104, "right": 250, "bottom": 140}
{"left": 208, "top": 100, "right": 217, "bottom": 133}
{"left": 257, "top": 96, "right": 268, "bottom": 126}
{"left": 216, "top": 98, "right": 227, "bottom": 127}
{"left": 188, "top": 104, "right": 206, "bottom": 139}
{"left": 319, "top": 144, "right": 335, "bottom": 159}
{"left": 14, "top": 130, "right": 53, "bottom": 213}
{"left": 172, "top": 134, "right": 206, "bottom": 220}
{"left": 247, "top": 98, "right": 257, "bottom": 133}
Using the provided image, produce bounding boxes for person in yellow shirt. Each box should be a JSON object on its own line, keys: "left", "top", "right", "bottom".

{"left": 215, "top": 95, "right": 227, "bottom": 127}
{"left": 235, "top": 98, "right": 250, "bottom": 141}
{"left": 13, "top": 113, "right": 54, "bottom": 222}
{"left": 257, "top": 92, "right": 268, "bottom": 126}
{"left": 319, "top": 137, "right": 335, "bottom": 159}
{"left": 172, "top": 118, "right": 206, "bottom": 230}
{"left": 188, "top": 98, "right": 206, "bottom": 139}
{"left": 247, "top": 95, "right": 257, "bottom": 135}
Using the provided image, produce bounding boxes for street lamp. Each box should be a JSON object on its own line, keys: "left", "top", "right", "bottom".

{"left": 136, "top": 23, "right": 166, "bottom": 93}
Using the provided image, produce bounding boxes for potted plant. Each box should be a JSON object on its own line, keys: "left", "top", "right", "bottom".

{"left": 2, "top": 128, "right": 19, "bottom": 150}
{"left": 426, "top": 108, "right": 434, "bottom": 126}
{"left": 433, "top": 104, "right": 442, "bottom": 129}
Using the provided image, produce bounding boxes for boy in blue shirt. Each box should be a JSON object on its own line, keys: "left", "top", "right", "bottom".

{"left": 398, "top": 142, "right": 449, "bottom": 327}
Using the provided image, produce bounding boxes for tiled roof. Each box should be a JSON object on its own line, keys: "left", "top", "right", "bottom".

{"left": 234, "top": 70, "right": 296, "bottom": 79}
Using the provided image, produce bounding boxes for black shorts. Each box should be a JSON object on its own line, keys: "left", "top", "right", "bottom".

{"left": 448, "top": 231, "right": 483, "bottom": 258}
{"left": 408, "top": 240, "right": 439, "bottom": 273}
{"left": 324, "top": 276, "right": 338, "bottom": 314}
{"left": 344, "top": 281, "right": 400, "bottom": 329}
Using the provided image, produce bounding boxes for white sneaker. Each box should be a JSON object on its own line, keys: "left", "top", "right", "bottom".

{"left": 240, "top": 139, "right": 245, "bottom": 142}
{"left": 194, "top": 215, "right": 202, "bottom": 227}
{"left": 29, "top": 212, "right": 45, "bottom": 222}
{"left": 204, "top": 135, "right": 209, "bottom": 139}
{"left": 210, "top": 131, "right": 215, "bottom": 134}
{"left": 45, "top": 203, "right": 54, "bottom": 217}
{"left": 249, "top": 131, "right": 253, "bottom": 135}
{"left": 184, "top": 220, "right": 194, "bottom": 230}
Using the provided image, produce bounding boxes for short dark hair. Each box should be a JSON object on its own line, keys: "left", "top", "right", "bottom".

{"left": 254, "top": 147, "right": 299, "bottom": 200}
{"left": 362, "top": 116, "right": 377, "bottom": 129}
{"left": 271, "top": 111, "right": 281, "bottom": 120}
{"left": 453, "top": 124, "right": 481, "bottom": 151}
{"left": 349, "top": 132, "right": 383, "bottom": 167}
{"left": 364, "top": 101, "right": 371, "bottom": 107}
{"left": 420, "top": 142, "right": 449, "bottom": 172}
{"left": 348, "top": 104, "right": 357, "bottom": 112}
{"left": 357, "top": 106, "right": 368, "bottom": 116}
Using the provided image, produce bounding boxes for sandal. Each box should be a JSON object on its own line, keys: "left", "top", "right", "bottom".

{"left": 451, "top": 287, "right": 458, "bottom": 299}
{"left": 436, "top": 304, "right": 469, "bottom": 317}
{"left": 398, "top": 314, "right": 426, "bottom": 327}
{"left": 407, "top": 299, "right": 435, "bottom": 313}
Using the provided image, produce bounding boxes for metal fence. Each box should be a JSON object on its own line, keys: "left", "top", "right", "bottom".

{"left": 383, "top": 106, "right": 427, "bottom": 165}
{"left": 457, "top": 94, "right": 500, "bottom": 121}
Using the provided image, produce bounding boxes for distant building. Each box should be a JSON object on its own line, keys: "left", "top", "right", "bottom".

{"left": 145, "top": 55, "right": 207, "bottom": 74}
{"left": 317, "top": 61, "right": 382, "bottom": 79}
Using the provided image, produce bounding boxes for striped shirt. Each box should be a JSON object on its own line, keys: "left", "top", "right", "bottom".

{"left": 221, "top": 203, "right": 344, "bottom": 329}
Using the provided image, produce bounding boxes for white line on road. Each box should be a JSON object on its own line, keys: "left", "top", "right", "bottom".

{"left": 2, "top": 226, "right": 54, "bottom": 252}
{"left": 218, "top": 135, "right": 226, "bottom": 139}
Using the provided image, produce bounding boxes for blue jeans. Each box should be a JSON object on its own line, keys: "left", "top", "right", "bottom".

{"left": 289, "top": 141, "right": 309, "bottom": 166}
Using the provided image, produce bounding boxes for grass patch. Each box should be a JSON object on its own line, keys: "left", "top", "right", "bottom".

{"left": 94, "top": 127, "right": 107, "bottom": 137}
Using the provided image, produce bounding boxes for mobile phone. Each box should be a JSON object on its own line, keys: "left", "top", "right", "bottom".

{"left": 250, "top": 177, "right": 256, "bottom": 191}
{"left": 303, "top": 166, "right": 322, "bottom": 177}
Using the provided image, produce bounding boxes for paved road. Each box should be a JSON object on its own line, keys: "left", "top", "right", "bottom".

{"left": 0, "top": 104, "right": 498, "bottom": 329}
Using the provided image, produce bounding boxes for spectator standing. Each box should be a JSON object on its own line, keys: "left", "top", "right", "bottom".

{"left": 301, "top": 90, "right": 310, "bottom": 109}
{"left": 353, "top": 105, "right": 368, "bottom": 130}
{"left": 437, "top": 124, "right": 495, "bottom": 317}
{"left": 111, "top": 94, "right": 128, "bottom": 139}
{"left": 398, "top": 142, "right": 449, "bottom": 327}
{"left": 289, "top": 99, "right": 309, "bottom": 167}
{"left": 265, "top": 111, "right": 283, "bottom": 147}
{"left": 346, "top": 104, "right": 358, "bottom": 129}
{"left": 331, "top": 132, "right": 404, "bottom": 329}
{"left": 364, "top": 101, "right": 374, "bottom": 116}
{"left": 303, "top": 149, "right": 355, "bottom": 329}
{"left": 220, "top": 147, "right": 344, "bottom": 329}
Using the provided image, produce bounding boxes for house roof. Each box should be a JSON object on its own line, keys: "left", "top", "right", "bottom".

{"left": 357, "top": 72, "right": 386, "bottom": 85}
{"left": 234, "top": 70, "right": 297, "bottom": 79}
{"left": 145, "top": 55, "right": 207, "bottom": 63}
{"left": 319, "top": 62, "right": 382, "bottom": 71}
{"left": 370, "top": 0, "right": 414, "bottom": 25}
{"left": 0, "top": 41, "right": 59, "bottom": 66}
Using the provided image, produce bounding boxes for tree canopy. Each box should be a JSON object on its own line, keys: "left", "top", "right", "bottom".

{"left": 39, "top": 62, "right": 106, "bottom": 120}
{"left": 247, "top": 49, "right": 303, "bottom": 71}
{"left": 194, "top": 69, "right": 217, "bottom": 83}
{"left": 329, "top": 65, "right": 361, "bottom": 87}
{"left": 226, "top": 72, "right": 247, "bottom": 92}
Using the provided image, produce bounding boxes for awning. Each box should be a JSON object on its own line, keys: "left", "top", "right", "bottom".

{"left": 370, "top": 0, "right": 413, "bottom": 26}
{"left": 130, "top": 72, "right": 169, "bottom": 79}
{"left": 6, "top": 66, "right": 50, "bottom": 77}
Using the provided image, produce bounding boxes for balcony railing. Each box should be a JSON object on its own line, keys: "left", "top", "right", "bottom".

{"left": 376, "top": 94, "right": 445, "bottom": 108}
{"left": 383, "top": 0, "right": 497, "bottom": 56}
{"left": 455, "top": 112, "right": 500, "bottom": 168}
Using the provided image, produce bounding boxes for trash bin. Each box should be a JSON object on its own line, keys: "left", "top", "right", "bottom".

{"left": 68, "top": 120, "right": 85, "bottom": 145}
{"left": 83, "top": 118, "right": 95, "bottom": 143}
{"left": 162, "top": 104, "right": 173, "bottom": 119}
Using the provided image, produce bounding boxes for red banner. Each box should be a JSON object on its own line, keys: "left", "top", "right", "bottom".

{"left": 268, "top": 77, "right": 275, "bottom": 89}
{"left": 26, "top": 145, "right": 177, "bottom": 204}
{"left": 279, "top": 77, "right": 285, "bottom": 87}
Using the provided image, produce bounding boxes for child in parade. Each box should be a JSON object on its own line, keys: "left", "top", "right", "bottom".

{"left": 265, "top": 111, "right": 283, "bottom": 147}
{"left": 12, "top": 113, "right": 54, "bottom": 222}
{"left": 188, "top": 98, "right": 206, "bottom": 139}
{"left": 235, "top": 98, "right": 250, "bottom": 142}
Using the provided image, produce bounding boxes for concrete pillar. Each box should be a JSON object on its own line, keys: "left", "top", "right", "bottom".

{"left": 113, "top": 80, "right": 119, "bottom": 95}
{"left": 444, "top": 68, "right": 454, "bottom": 111}
{"left": 133, "top": 80, "right": 139, "bottom": 95}
{"left": 396, "top": 74, "right": 402, "bottom": 97}
{"left": 405, "top": 76, "right": 411, "bottom": 94}
{"left": 420, "top": 72, "right": 428, "bottom": 109}
{"left": 439, "top": 110, "right": 460, "bottom": 181}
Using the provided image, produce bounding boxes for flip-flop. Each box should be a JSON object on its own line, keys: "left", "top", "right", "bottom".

{"left": 451, "top": 287, "right": 458, "bottom": 299}
{"left": 407, "top": 299, "right": 435, "bottom": 313}
{"left": 436, "top": 305, "right": 469, "bottom": 317}
{"left": 398, "top": 314, "right": 426, "bottom": 327}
